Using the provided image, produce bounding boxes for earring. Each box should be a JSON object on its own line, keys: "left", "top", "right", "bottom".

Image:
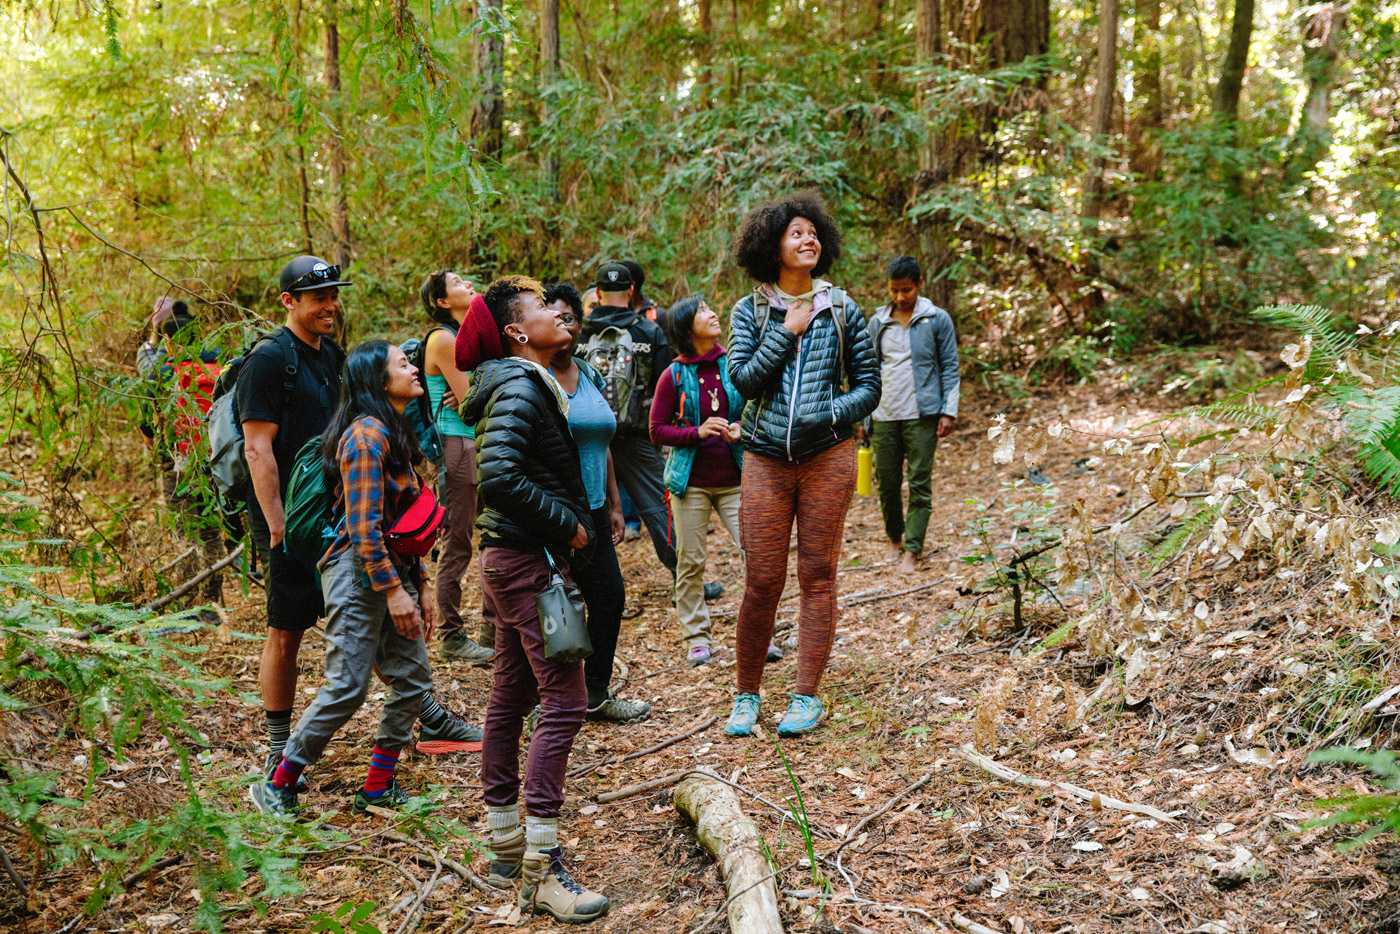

{"left": 515, "top": 334, "right": 529, "bottom": 344}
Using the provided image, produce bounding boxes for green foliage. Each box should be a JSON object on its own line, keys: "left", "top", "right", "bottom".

{"left": 311, "top": 901, "right": 382, "bottom": 934}
{"left": 772, "top": 739, "right": 828, "bottom": 894}
{"left": 1305, "top": 748, "right": 1400, "bottom": 849}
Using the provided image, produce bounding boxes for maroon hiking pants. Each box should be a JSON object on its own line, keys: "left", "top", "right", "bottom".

{"left": 736, "top": 440, "right": 857, "bottom": 696}
{"left": 478, "top": 546, "right": 586, "bottom": 819}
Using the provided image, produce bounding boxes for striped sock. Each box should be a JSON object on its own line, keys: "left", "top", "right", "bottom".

{"left": 363, "top": 746, "right": 400, "bottom": 797}
{"left": 266, "top": 708, "right": 293, "bottom": 759}
{"left": 418, "top": 694, "right": 449, "bottom": 731}
{"left": 270, "top": 757, "right": 305, "bottom": 790}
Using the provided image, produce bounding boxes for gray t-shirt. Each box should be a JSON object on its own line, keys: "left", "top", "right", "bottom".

{"left": 873, "top": 320, "right": 919, "bottom": 422}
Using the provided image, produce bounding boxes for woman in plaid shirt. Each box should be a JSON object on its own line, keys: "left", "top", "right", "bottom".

{"left": 252, "top": 340, "right": 437, "bottom": 817}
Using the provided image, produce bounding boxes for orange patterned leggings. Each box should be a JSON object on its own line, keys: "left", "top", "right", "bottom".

{"left": 736, "top": 440, "right": 856, "bottom": 696}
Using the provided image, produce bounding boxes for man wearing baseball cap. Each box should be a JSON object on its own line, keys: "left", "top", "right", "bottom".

{"left": 239, "top": 255, "right": 350, "bottom": 782}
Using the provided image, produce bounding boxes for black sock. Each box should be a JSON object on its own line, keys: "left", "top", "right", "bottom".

{"left": 419, "top": 693, "right": 448, "bottom": 730}
{"left": 587, "top": 686, "right": 609, "bottom": 707}
{"left": 266, "top": 708, "right": 293, "bottom": 759}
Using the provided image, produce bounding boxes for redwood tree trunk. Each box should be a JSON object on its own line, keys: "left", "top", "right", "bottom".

{"left": 1128, "top": 0, "right": 1162, "bottom": 178}
{"left": 1287, "top": 3, "right": 1345, "bottom": 184}
{"left": 1211, "top": 0, "right": 1255, "bottom": 124}
{"left": 540, "top": 0, "right": 560, "bottom": 202}
{"left": 1080, "top": 0, "right": 1119, "bottom": 222}
{"left": 473, "top": 0, "right": 505, "bottom": 159}
{"left": 324, "top": 1, "right": 351, "bottom": 272}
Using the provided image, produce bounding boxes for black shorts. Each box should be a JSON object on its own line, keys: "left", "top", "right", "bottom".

{"left": 251, "top": 515, "right": 325, "bottom": 632}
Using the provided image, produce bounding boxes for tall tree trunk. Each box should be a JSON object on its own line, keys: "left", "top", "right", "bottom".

{"left": 473, "top": 0, "right": 505, "bottom": 159}
{"left": 540, "top": 0, "right": 561, "bottom": 265}
{"left": 1211, "top": 0, "right": 1254, "bottom": 124}
{"left": 1080, "top": 0, "right": 1119, "bottom": 223}
{"left": 324, "top": 0, "right": 351, "bottom": 346}
{"left": 1286, "top": 3, "right": 1345, "bottom": 185}
{"left": 697, "top": 0, "right": 712, "bottom": 102}
{"left": 953, "top": 0, "right": 1050, "bottom": 70}
{"left": 1128, "top": 0, "right": 1162, "bottom": 178}
{"left": 293, "top": 0, "right": 314, "bottom": 255}
{"left": 324, "top": 0, "right": 351, "bottom": 272}
{"left": 914, "top": 0, "right": 955, "bottom": 310}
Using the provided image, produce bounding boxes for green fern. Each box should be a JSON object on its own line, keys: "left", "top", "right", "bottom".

{"left": 1252, "top": 304, "right": 1359, "bottom": 375}
{"left": 1184, "top": 401, "right": 1279, "bottom": 431}
{"left": 1151, "top": 502, "right": 1223, "bottom": 566}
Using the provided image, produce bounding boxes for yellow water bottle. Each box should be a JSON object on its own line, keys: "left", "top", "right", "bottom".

{"left": 856, "top": 444, "right": 873, "bottom": 495}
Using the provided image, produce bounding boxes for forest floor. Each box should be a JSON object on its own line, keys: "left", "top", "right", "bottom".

{"left": 5, "top": 373, "right": 1399, "bottom": 934}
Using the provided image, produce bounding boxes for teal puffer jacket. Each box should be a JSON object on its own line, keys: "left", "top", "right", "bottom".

{"left": 728, "top": 287, "right": 881, "bottom": 462}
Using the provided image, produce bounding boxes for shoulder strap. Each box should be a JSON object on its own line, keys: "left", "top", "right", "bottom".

{"left": 828, "top": 288, "right": 847, "bottom": 374}
{"left": 269, "top": 328, "right": 301, "bottom": 411}
{"left": 752, "top": 292, "right": 770, "bottom": 334}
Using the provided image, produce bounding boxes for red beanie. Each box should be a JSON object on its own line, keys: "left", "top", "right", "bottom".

{"left": 455, "top": 294, "right": 504, "bottom": 372}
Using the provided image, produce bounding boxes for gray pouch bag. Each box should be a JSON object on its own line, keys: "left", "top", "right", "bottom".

{"left": 536, "top": 549, "right": 591, "bottom": 663}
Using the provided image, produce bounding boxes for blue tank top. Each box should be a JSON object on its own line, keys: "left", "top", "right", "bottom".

{"left": 426, "top": 372, "right": 474, "bottom": 439}
{"left": 557, "top": 366, "right": 616, "bottom": 510}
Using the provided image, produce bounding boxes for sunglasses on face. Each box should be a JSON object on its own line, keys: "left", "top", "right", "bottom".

{"left": 290, "top": 263, "right": 342, "bottom": 291}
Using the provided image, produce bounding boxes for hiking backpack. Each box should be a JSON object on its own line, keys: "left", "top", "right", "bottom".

{"left": 204, "top": 331, "right": 300, "bottom": 510}
{"left": 751, "top": 286, "right": 849, "bottom": 373}
{"left": 282, "top": 434, "right": 341, "bottom": 559}
{"left": 400, "top": 326, "right": 453, "bottom": 470}
{"left": 580, "top": 325, "right": 645, "bottom": 430}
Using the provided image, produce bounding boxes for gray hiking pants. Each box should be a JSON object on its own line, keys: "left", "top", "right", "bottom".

{"left": 283, "top": 550, "right": 432, "bottom": 765}
{"left": 610, "top": 431, "right": 677, "bottom": 573}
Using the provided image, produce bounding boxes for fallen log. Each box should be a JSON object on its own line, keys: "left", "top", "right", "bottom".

{"left": 141, "top": 543, "right": 246, "bottom": 613}
{"left": 674, "top": 773, "right": 783, "bottom": 934}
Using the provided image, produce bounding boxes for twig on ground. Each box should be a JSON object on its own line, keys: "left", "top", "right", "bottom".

{"left": 597, "top": 768, "right": 835, "bottom": 838}
{"left": 841, "top": 580, "right": 943, "bottom": 607}
{"left": 155, "top": 546, "right": 197, "bottom": 576}
{"left": 0, "top": 841, "right": 29, "bottom": 898}
{"left": 567, "top": 715, "right": 718, "bottom": 778}
{"left": 960, "top": 744, "right": 1178, "bottom": 822}
{"left": 141, "top": 543, "right": 246, "bottom": 612}
{"left": 827, "top": 773, "right": 932, "bottom": 857}
{"left": 120, "top": 854, "right": 184, "bottom": 890}
{"left": 389, "top": 833, "right": 493, "bottom": 895}
{"left": 951, "top": 912, "right": 1003, "bottom": 934}
{"left": 784, "top": 889, "right": 935, "bottom": 921}
{"left": 396, "top": 850, "right": 442, "bottom": 934}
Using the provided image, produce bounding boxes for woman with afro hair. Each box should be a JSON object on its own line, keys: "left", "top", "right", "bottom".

{"left": 723, "top": 190, "right": 881, "bottom": 738}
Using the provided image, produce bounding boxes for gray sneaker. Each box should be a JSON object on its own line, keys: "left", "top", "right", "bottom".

{"left": 442, "top": 631, "right": 495, "bottom": 663}
{"left": 249, "top": 779, "right": 299, "bottom": 817}
{"left": 586, "top": 693, "right": 652, "bottom": 724}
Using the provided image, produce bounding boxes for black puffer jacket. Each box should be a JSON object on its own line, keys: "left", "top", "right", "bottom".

{"left": 462, "top": 357, "right": 594, "bottom": 559}
{"left": 728, "top": 287, "right": 882, "bottom": 462}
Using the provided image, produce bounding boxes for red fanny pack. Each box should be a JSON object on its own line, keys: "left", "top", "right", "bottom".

{"left": 385, "top": 483, "right": 446, "bottom": 557}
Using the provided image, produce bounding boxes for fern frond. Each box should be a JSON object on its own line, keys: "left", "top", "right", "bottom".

{"left": 1252, "top": 304, "right": 1359, "bottom": 372}
{"left": 1361, "top": 433, "right": 1400, "bottom": 498}
{"left": 1184, "top": 401, "right": 1278, "bottom": 430}
{"left": 1151, "top": 502, "right": 1223, "bottom": 566}
{"left": 1330, "top": 385, "right": 1400, "bottom": 446}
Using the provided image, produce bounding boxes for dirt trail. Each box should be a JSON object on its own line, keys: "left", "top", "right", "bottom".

{"left": 16, "top": 380, "right": 1395, "bottom": 933}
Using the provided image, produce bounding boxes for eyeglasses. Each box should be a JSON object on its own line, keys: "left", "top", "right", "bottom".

{"left": 558, "top": 312, "right": 579, "bottom": 325}
{"left": 289, "top": 262, "right": 342, "bottom": 291}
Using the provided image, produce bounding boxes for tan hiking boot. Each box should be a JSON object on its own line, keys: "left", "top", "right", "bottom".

{"left": 486, "top": 825, "right": 526, "bottom": 888}
{"left": 518, "top": 847, "right": 610, "bottom": 923}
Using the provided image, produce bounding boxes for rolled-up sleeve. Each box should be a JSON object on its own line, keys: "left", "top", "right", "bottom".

{"left": 340, "top": 427, "right": 400, "bottom": 592}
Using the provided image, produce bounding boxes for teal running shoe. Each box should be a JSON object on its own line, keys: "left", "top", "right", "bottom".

{"left": 777, "top": 694, "right": 824, "bottom": 736}
{"left": 724, "top": 693, "right": 762, "bottom": 736}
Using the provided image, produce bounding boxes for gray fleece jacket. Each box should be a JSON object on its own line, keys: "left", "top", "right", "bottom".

{"left": 868, "top": 296, "right": 960, "bottom": 420}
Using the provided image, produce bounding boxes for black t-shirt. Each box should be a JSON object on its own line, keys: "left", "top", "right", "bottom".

{"left": 236, "top": 327, "right": 343, "bottom": 530}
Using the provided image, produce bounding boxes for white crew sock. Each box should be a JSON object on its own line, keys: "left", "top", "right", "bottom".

{"left": 487, "top": 805, "right": 521, "bottom": 834}
{"left": 525, "top": 815, "right": 558, "bottom": 853}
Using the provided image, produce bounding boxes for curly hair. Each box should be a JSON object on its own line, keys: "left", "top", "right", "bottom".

{"left": 542, "top": 282, "right": 583, "bottom": 318}
{"left": 483, "top": 275, "right": 545, "bottom": 340}
{"left": 731, "top": 190, "right": 842, "bottom": 284}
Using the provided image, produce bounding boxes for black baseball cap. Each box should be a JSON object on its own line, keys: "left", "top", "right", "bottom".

{"left": 279, "top": 255, "right": 353, "bottom": 294}
{"left": 595, "top": 261, "right": 633, "bottom": 291}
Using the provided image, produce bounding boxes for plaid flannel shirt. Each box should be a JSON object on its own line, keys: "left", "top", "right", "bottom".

{"left": 319, "top": 416, "right": 423, "bottom": 592}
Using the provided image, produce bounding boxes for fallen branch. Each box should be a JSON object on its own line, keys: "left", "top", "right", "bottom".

{"left": 391, "top": 833, "right": 493, "bottom": 895}
{"left": 141, "top": 543, "right": 246, "bottom": 612}
{"left": 674, "top": 774, "right": 784, "bottom": 934}
{"left": 567, "top": 715, "right": 718, "bottom": 779}
{"left": 960, "top": 744, "right": 1178, "bottom": 823}
{"left": 600, "top": 769, "right": 835, "bottom": 839}
{"left": 827, "top": 773, "right": 932, "bottom": 857}
{"left": 840, "top": 580, "right": 942, "bottom": 608}
{"left": 397, "top": 850, "right": 442, "bottom": 934}
{"left": 0, "top": 841, "right": 28, "bottom": 898}
{"left": 784, "top": 889, "right": 934, "bottom": 921}
{"left": 155, "top": 546, "right": 198, "bottom": 576}
{"left": 952, "top": 912, "right": 1003, "bottom": 934}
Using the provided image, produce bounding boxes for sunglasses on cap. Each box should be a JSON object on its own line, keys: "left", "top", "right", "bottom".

{"left": 289, "top": 262, "right": 343, "bottom": 291}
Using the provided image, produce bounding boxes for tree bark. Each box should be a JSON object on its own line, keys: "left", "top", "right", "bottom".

{"left": 1286, "top": 3, "right": 1345, "bottom": 184}
{"left": 540, "top": 0, "right": 560, "bottom": 202}
{"left": 1080, "top": 0, "right": 1119, "bottom": 222}
{"left": 293, "top": 0, "right": 314, "bottom": 255}
{"left": 324, "top": 0, "right": 351, "bottom": 272}
{"left": 1128, "top": 0, "right": 1162, "bottom": 178}
{"left": 697, "top": 0, "right": 712, "bottom": 101}
{"left": 472, "top": 0, "right": 505, "bottom": 159}
{"left": 1211, "top": 0, "right": 1255, "bottom": 124}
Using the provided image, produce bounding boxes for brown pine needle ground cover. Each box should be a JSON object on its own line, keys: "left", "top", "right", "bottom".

{"left": 4, "top": 374, "right": 1399, "bottom": 933}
